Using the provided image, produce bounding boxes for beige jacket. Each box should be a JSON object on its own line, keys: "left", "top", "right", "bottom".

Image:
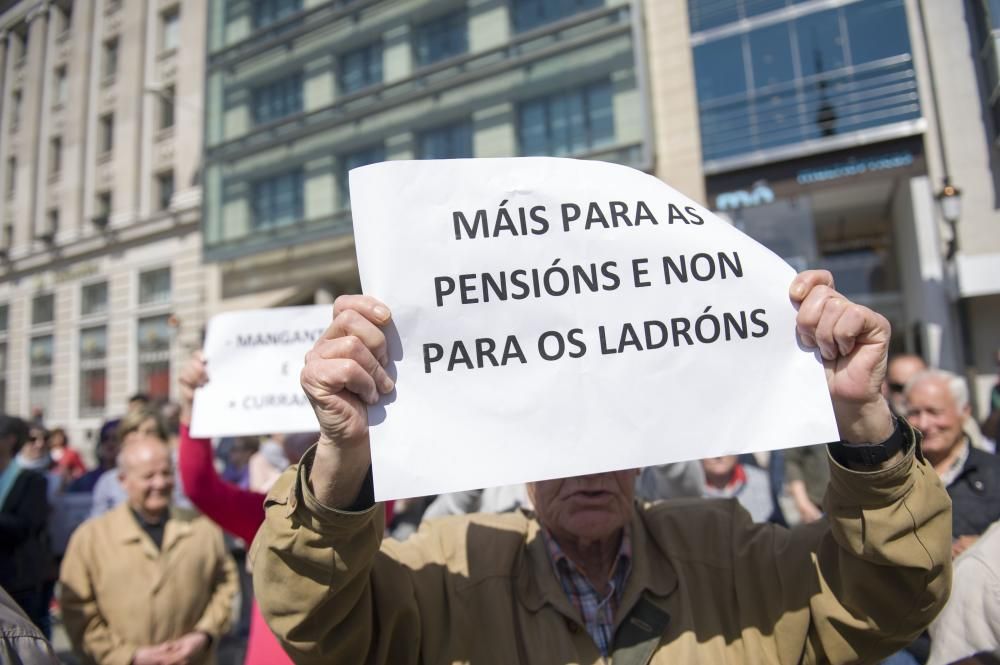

{"left": 59, "top": 503, "right": 238, "bottom": 665}
{"left": 252, "top": 441, "right": 952, "bottom": 665}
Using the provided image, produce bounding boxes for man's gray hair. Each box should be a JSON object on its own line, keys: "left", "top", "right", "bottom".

{"left": 903, "top": 369, "right": 969, "bottom": 411}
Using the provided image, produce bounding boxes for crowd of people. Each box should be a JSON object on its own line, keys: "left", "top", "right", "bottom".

{"left": 0, "top": 272, "right": 999, "bottom": 664}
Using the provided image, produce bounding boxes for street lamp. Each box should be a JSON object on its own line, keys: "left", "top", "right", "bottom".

{"left": 936, "top": 177, "right": 962, "bottom": 261}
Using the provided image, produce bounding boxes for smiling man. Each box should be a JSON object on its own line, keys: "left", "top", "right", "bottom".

{"left": 252, "top": 271, "right": 952, "bottom": 665}
{"left": 59, "top": 435, "right": 238, "bottom": 665}
{"left": 905, "top": 369, "right": 1000, "bottom": 558}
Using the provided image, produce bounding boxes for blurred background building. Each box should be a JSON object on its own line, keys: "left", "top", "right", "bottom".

{"left": 0, "top": 0, "right": 210, "bottom": 447}
{"left": 0, "top": 0, "right": 998, "bottom": 458}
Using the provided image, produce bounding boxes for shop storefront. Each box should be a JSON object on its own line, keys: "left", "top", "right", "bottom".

{"left": 706, "top": 137, "right": 957, "bottom": 364}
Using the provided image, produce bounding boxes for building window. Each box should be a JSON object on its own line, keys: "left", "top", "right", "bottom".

{"left": 50, "top": 137, "right": 62, "bottom": 177}
{"left": 156, "top": 171, "right": 174, "bottom": 211}
{"left": 79, "top": 326, "right": 107, "bottom": 415}
{"left": 690, "top": 0, "right": 918, "bottom": 163}
{"left": 28, "top": 335, "right": 53, "bottom": 415}
{"left": 139, "top": 267, "right": 171, "bottom": 306}
{"left": 511, "top": 0, "right": 603, "bottom": 33}
{"left": 81, "top": 281, "right": 109, "bottom": 317}
{"left": 413, "top": 10, "right": 468, "bottom": 66}
{"left": 102, "top": 37, "right": 119, "bottom": 80}
{"left": 253, "top": 0, "right": 303, "bottom": 29}
{"left": 339, "top": 42, "right": 383, "bottom": 94}
{"left": 94, "top": 191, "right": 112, "bottom": 226}
{"left": 16, "top": 26, "right": 29, "bottom": 64}
{"left": 58, "top": 1, "right": 73, "bottom": 33}
{"left": 338, "top": 145, "right": 386, "bottom": 207}
{"left": 0, "top": 304, "right": 7, "bottom": 333}
{"left": 99, "top": 113, "right": 114, "bottom": 154}
{"left": 251, "top": 169, "right": 304, "bottom": 228}
{"left": 45, "top": 210, "right": 59, "bottom": 241}
{"left": 159, "top": 86, "right": 175, "bottom": 130}
{"left": 53, "top": 66, "right": 68, "bottom": 106}
{"left": 518, "top": 80, "right": 614, "bottom": 156}
{"left": 251, "top": 73, "right": 303, "bottom": 125}
{"left": 32, "top": 293, "right": 55, "bottom": 326}
{"left": 418, "top": 121, "right": 473, "bottom": 159}
{"left": 10, "top": 90, "right": 21, "bottom": 130}
{"left": 161, "top": 7, "right": 180, "bottom": 52}
{"left": 137, "top": 315, "right": 171, "bottom": 401}
{"left": 6, "top": 158, "right": 15, "bottom": 198}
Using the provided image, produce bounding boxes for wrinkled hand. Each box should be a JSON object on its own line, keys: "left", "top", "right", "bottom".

{"left": 790, "top": 270, "right": 894, "bottom": 444}
{"left": 952, "top": 534, "right": 979, "bottom": 559}
{"left": 178, "top": 351, "right": 208, "bottom": 426}
{"left": 131, "top": 644, "right": 175, "bottom": 665}
{"left": 300, "top": 295, "right": 395, "bottom": 452}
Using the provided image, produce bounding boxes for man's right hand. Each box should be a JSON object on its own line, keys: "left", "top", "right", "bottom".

{"left": 300, "top": 295, "right": 395, "bottom": 507}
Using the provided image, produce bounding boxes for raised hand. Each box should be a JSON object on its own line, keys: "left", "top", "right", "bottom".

{"left": 300, "top": 295, "right": 395, "bottom": 507}
{"left": 790, "top": 270, "right": 894, "bottom": 444}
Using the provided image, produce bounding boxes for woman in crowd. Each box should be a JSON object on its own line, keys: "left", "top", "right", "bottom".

{"left": 47, "top": 428, "right": 86, "bottom": 482}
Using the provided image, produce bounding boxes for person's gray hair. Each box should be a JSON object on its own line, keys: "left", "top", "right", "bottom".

{"left": 904, "top": 369, "right": 969, "bottom": 411}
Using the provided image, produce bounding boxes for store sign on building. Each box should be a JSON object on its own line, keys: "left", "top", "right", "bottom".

{"left": 796, "top": 152, "right": 914, "bottom": 185}
{"left": 714, "top": 182, "right": 775, "bottom": 211}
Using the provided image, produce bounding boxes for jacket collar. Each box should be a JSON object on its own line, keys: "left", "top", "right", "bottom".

{"left": 516, "top": 505, "right": 679, "bottom": 620}
{"left": 108, "top": 502, "right": 193, "bottom": 559}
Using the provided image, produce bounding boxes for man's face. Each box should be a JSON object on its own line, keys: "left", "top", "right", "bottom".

{"left": 886, "top": 356, "right": 926, "bottom": 413}
{"left": 528, "top": 471, "right": 636, "bottom": 544}
{"left": 701, "top": 455, "right": 738, "bottom": 479}
{"left": 21, "top": 428, "right": 49, "bottom": 461}
{"left": 120, "top": 439, "right": 174, "bottom": 518}
{"left": 906, "top": 377, "right": 969, "bottom": 459}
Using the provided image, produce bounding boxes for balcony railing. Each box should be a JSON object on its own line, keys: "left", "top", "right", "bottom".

{"left": 206, "top": 5, "right": 632, "bottom": 160}
{"left": 699, "top": 54, "right": 921, "bottom": 166}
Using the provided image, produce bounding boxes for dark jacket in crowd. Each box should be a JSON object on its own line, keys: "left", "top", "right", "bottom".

{"left": 0, "top": 585, "right": 59, "bottom": 665}
{"left": 0, "top": 469, "right": 50, "bottom": 595}
{"left": 948, "top": 446, "right": 1000, "bottom": 539}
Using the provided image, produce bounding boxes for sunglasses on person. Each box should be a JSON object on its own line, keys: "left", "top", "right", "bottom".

{"left": 888, "top": 382, "right": 905, "bottom": 393}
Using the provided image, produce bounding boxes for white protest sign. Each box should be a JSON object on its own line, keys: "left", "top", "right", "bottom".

{"left": 351, "top": 158, "right": 839, "bottom": 501}
{"left": 190, "top": 305, "right": 330, "bottom": 438}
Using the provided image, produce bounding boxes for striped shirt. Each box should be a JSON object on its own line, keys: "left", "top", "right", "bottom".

{"left": 543, "top": 528, "right": 633, "bottom": 657}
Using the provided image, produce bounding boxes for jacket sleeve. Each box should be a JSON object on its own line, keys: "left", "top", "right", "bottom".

{"left": 193, "top": 527, "right": 239, "bottom": 641}
{"left": 251, "top": 451, "right": 435, "bottom": 665}
{"left": 58, "top": 527, "right": 137, "bottom": 665}
{"left": 734, "top": 426, "right": 952, "bottom": 665}
{"left": 178, "top": 424, "right": 266, "bottom": 543}
{"left": 0, "top": 473, "right": 48, "bottom": 545}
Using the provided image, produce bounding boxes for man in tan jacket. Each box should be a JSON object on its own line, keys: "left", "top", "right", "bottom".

{"left": 60, "top": 435, "right": 238, "bottom": 665}
{"left": 250, "top": 271, "right": 953, "bottom": 664}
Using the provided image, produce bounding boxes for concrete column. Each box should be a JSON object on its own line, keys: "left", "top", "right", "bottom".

{"left": 137, "top": 0, "right": 158, "bottom": 218}
{"left": 65, "top": 0, "right": 95, "bottom": 239}
{"left": 894, "top": 175, "right": 961, "bottom": 370}
{"left": 16, "top": 5, "right": 50, "bottom": 250}
{"left": 81, "top": 0, "right": 105, "bottom": 229}
{"left": 642, "top": 0, "right": 705, "bottom": 203}
{"left": 0, "top": 31, "right": 12, "bottom": 228}
{"left": 33, "top": 3, "right": 58, "bottom": 238}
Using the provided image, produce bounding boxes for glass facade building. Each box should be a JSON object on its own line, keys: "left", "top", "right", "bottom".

{"left": 690, "top": 0, "right": 929, "bottom": 353}
{"left": 203, "top": 0, "right": 651, "bottom": 268}
{"left": 691, "top": 0, "right": 920, "bottom": 169}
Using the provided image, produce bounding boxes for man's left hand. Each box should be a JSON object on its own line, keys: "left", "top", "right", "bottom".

{"left": 161, "top": 632, "right": 210, "bottom": 665}
{"left": 790, "top": 270, "right": 894, "bottom": 445}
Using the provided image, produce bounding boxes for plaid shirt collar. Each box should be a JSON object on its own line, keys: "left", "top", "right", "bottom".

{"left": 542, "top": 526, "right": 633, "bottom": 657}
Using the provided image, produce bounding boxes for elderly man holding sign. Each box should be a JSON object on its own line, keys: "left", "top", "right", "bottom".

{"left": 244, "top": 160, "right": 950, "bottom": 664}
{"left": 251, "top": 275, "right": 951, "bottom": 665}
